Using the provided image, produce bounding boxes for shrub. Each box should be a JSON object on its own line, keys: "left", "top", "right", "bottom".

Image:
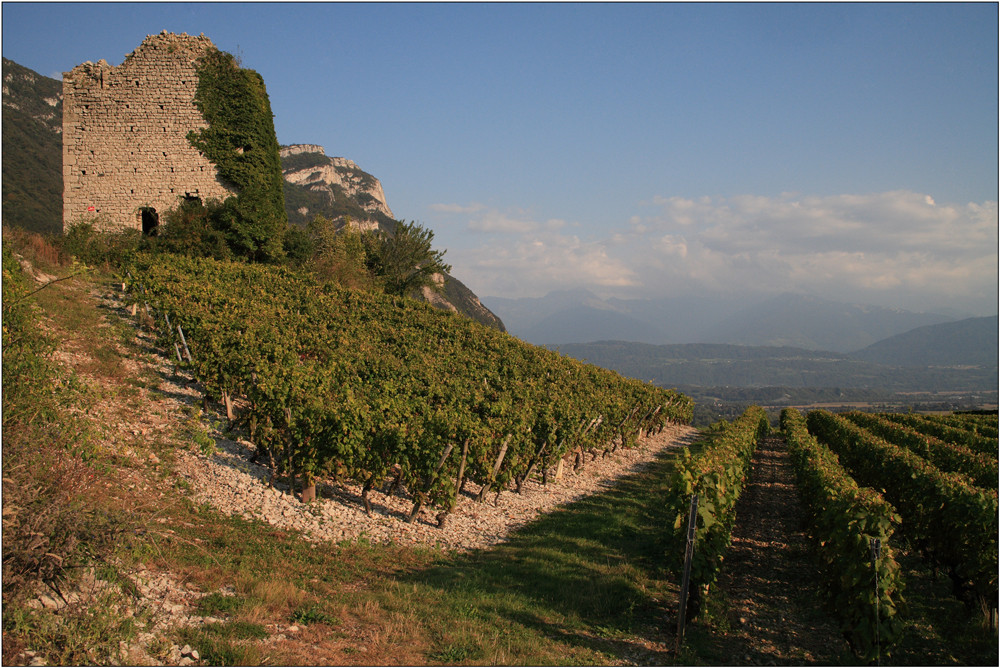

{"left": 155, "top": 198, "right": 234, "bottom": 261}
{"left": 59, "top": 221, "right": 145, "bottom": 269}
{"left": 187, "top": 48, "right": 287, "bottom": 263}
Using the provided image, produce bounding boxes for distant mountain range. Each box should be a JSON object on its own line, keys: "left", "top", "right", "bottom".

{"left": 488, "top": 290, "right": 997, "bottom": 396}
{"left": 852, "top": 315, "right": 999, "bottom": 368}
{"left": 556, "top": 342, "right": 994, "bottom": 392}
{"left": 1, "top": 58, "right": 504, "bottom": 332}
{"left": 485, "top": 288, "right": 746, "bottom": 346}
{"left": 484, "top": 289, "right": 968, "bottom": 353}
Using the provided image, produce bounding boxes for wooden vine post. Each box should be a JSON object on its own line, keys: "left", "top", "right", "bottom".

{"left": 516, "top": 440, "right": 548, "bottom": 494}
{"left": 454, "top": 438, "right": 470, "bottom": 498}
{"left": 870, "top": 537, "right": 882, "bottom": 667}
{"left": 361, "top": 475, "right": 376, "bottom": 515}
{"left": 475, "top": 434, "right": 512, "bottom": 503}
{"left": 575, "top": 416, "right": 603, "bottom": 470}
{"left": 300, "top": 473, "right": 316, "bottom": 503}
{"left": 221, "top": 390, "right": 235, "bottom": 421}
{"left": 177, "top": 325, "right": 192, "bottom": 362}
{"left": 437, "top": 438, "right": 471, "bottom": 527}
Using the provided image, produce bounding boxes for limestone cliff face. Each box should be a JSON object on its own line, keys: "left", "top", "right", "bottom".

{"left": 280, "top": 144, "right": 505, "bottom": 332}
{"left": 280, "top": 144, "right": 393, "bottom": 231}
{"left": 3, "top": 58, "right": 62, "bottom": 134}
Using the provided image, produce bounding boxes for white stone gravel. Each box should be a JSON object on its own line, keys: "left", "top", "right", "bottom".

{"left": 174, "top": 423, "right": 698, "bottom": 551}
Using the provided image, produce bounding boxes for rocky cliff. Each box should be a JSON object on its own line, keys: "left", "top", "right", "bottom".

{"left": 280, "top": 143, "right": 505, "bottom": 332}
{"left": 280, "top": 144, "right": 394, "bottom": 231}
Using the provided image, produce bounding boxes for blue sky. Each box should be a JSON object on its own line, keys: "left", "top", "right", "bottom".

{"left": 3, "top": 2, "right": 997, "bottom": 314}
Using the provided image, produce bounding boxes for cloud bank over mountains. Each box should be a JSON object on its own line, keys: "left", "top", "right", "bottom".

{"left": 435, "top": 190, "right": 997, "bottom": 316}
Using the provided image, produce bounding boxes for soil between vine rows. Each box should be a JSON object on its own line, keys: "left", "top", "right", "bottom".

{"left": 690, "top": 435, "right": 853, "bottom": 665}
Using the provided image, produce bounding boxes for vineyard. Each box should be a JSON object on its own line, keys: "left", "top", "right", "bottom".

{"left": 123, "top": 253, "right": 997, "bottom": 662}
{"left": 123, "top": 253, "right": 692, "bottom": 521}
{"left": 667, "top": 405, "right": 997, "bottom": 662}
{"left": 4, "top": 238, "right": 996, "bottom": 665}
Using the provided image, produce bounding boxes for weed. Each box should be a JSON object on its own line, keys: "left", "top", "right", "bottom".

{"left": 454, "top": 601, "right": 480, "bottom": 619}
{"left": 177, "top": 412, "right": 216, "bottom": 455}
{"left": 196, "top": 592, "right": 247, "bottom": 617}
{"left": 246, "top": 579, "right": 307, "bottom": 615}
{"left": 290, "top": 602, "right": 336, "bottom": 626}
{"left": 430, "top": 639, "right": 483, "bottom": 663}
{"left": 2, "top": 590, "right": 137, "bottom": 665}
{"left": 174, "top": 627, "right": 268, "bottom": 666}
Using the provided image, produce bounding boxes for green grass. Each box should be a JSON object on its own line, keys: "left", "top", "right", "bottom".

{"left": 140, "top": 441, "right": 691, "bottom": 665}
{"left": 888, "top": 551, "right": 998, "bottom": 666}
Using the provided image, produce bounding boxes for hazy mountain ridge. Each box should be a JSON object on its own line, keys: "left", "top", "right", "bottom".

{"left": 483, "top": 289, "right": 743, "bottom": 345}
{"left": 704, "top": 293, "right": 954, "bottom": 352}
{"left": 852, "top": 316, "right": 999, "bottom": 368}
{"left": 486, "top": 290, "right": 967, "bottom": 353}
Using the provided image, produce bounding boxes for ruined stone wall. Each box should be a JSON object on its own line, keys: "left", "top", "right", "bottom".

{"left": 62, "top": 31, "right": 236, "bottom": 232}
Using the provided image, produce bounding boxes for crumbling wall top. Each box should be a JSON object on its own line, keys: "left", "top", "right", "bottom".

{"left": 65, "top": 31, "right": 216, "bottom": 85}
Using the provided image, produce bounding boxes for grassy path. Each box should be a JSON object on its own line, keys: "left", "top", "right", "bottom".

{"left": 257, "top": 429, "right": 699, "bottom": 665}
{"left": 686, "top": 435, "right": 852, "bottom": 665}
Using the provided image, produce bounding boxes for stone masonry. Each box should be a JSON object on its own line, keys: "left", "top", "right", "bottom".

{"left": 62, "top": 31, "right": 236, "bottom": 233}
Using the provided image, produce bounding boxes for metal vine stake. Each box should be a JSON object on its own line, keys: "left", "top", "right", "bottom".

{"left": 676, "top": 493, "right": 699, "bottom": 654}
{"left": 870, "top": 536, "right": 882, "bottom": 667}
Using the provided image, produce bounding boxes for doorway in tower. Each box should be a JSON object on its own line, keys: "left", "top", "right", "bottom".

{"left": 140, "top": 207, "right": 159, "bottom": 236}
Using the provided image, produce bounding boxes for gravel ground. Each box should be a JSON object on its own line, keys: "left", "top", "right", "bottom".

{"left": 707, "top": 435, "right": 851, "bottom": 664}
{"left": 173, "top": 422, "right": 698, "bottom": 551}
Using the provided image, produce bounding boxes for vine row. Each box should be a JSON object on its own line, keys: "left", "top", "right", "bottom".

{"left": 880, "top": 412, "right": 998, "bottom": 459}
{"left": 665, "top": 406, "right": 769, "bottom": 617}
{"left": 124, "top": 253, "right": 692, "bottom": 521}
{"left": 781, "top": 408, "right": 903, "bottom": 661}
{"left": 843, "top": 411, "right": 997, "bottom": 490}
{"left": 806, "top": 410, "right": 998, "bottom": 607}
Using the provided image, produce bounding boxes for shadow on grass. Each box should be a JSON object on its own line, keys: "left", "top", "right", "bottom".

{"left": 394, "top": 441, "right": 696, "bottom": 663}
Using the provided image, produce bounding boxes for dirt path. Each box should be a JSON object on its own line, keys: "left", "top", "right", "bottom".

{"left": 703, "top": 435, "right": 851, "bottom": 665}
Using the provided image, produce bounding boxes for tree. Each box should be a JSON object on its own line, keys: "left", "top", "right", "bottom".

{"left": 365, "top": 220, "right": 451, "bottom": 297}
{"left": 306, "top": 215, "right": 375, "bottom": 290}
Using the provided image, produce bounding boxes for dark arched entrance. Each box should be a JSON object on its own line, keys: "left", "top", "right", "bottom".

{"left": 140, "top": 207, "right": 159, "bottom": 236}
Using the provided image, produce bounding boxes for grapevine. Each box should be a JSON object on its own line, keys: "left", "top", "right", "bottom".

{"left": 124, "top": 253, "right": 693, "bottom": 521}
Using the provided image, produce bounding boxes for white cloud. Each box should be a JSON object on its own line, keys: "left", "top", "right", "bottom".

{"left": 628, "top": 190, "right": 999, "bottom": 311}
{"left": 428, "top": 202, "right": 485, "bottom": 214}
{"left": 467, "top": 210, "right": 540, "bottom": 234}
{"left": 442, "top": 206, "right": 640, "bottom": 297}
{"left": 441, "top": 191, "right": 998, "bottom": 314}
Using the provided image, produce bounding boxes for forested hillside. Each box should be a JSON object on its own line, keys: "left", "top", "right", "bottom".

{"left": 2, "top": 57, "right": 62, "bottom": 233}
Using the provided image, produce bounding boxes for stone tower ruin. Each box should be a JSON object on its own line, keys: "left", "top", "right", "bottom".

{"left": 62, "top": 31, "right": 236, "bottom": 234}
